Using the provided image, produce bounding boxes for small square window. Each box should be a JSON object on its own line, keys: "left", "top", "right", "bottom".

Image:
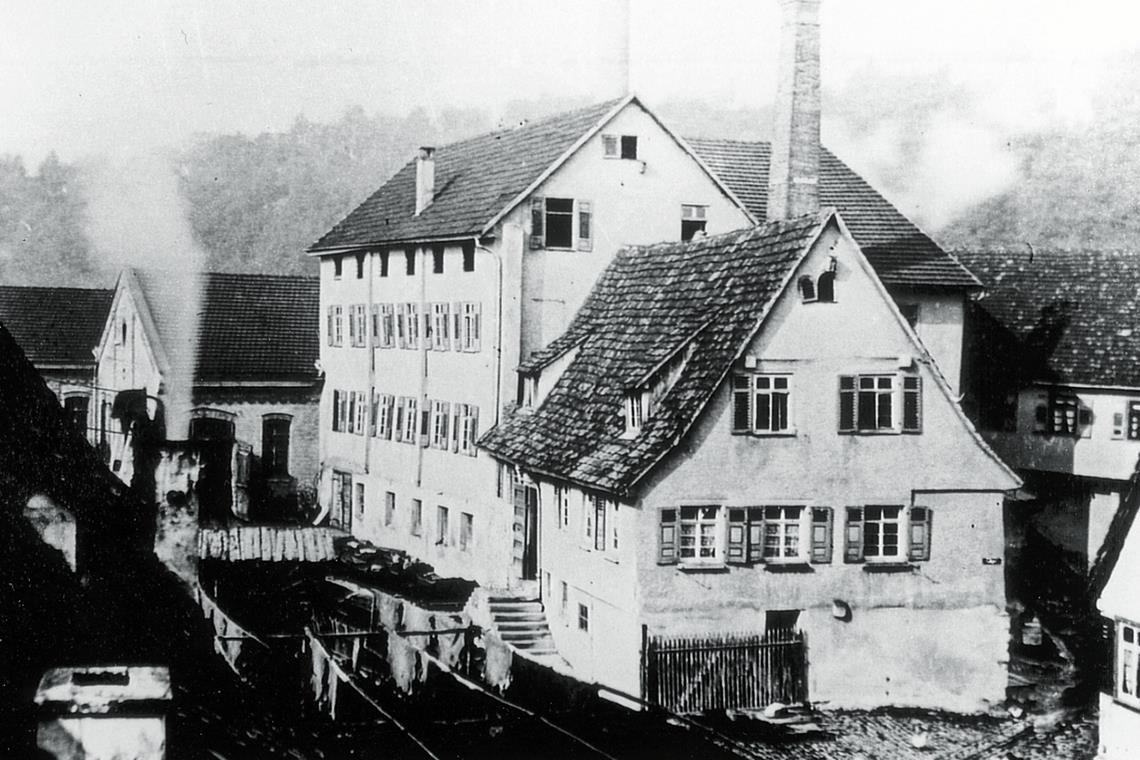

{"left": 602, "top": 135, "right": 619, "bottom": 157}
{"left": 577, "top": 603, "right": 590, "bottom": 632}
{"left": 620, "top": 135, "right": 638, "bottom": 160}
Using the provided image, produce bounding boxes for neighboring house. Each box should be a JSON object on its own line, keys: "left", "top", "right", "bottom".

{"left": 307, "top": 7, "right": 976, "bottom": 589}
{"left": 479, "top": 210, "right": 1020, "bottom": 711}
{"left": 1091, "top": 463, "right": 1140, "bottom": 759}
{"left": 957, "top": 247, "right": 1140, "bottom": 568}
{"left": 94, "top": 269, "right": 321, "bottom": 521}
{"left": 0, "top": 285, "right": 113, "bottom": 434}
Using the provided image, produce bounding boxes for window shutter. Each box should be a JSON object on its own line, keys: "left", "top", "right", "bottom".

{"left": 657, "top": 509, "right": 678, "bottom": 564}
{"left": 347, "top": 392, "right": 357, "bottom": 434}
{"left": 420, "top": 404, "right": 430, "bottom": 448}
{"left": 395, "top": 397, "right": 406, "bottom": 442}
{"left": 327, "top": 306, "right": 335, "bottom": 346}
{"left": 468, "top": 406, "right": 479, "bottom": 455}
{"left": 396, "top": 303, "right": 407, "bottom": 349}
{"left": 452, "top": 302, "right": 463, "bottom": 351}
{"left": 747, "top": 508, "right": 765, "bottom": 564}
{"left": 369, "top": 390, "right": 378, "bottom": 437}
{"left": 844, "top": 507, "right": 864, "bottom": 563}
{"left": 357, "top": 392, "right": 367, "bottom": 435}
{"left": 530, "top": 197, "right": 545, "bottom": 249}
{"left": 439, "top": 401, "right": 450, "bottom": 447}
{"left": 732, "top": 375, "right": 751, "bottom": 432}
{"left": 903, "top": 375, "right": 922, "bottom": 432}
{"left": 472, "top": 303, "right": 482, "bottom": 352}
{"left": 331, "top": 390, "right": 341, "bottom": 431}
{"left": 908, "top": 506, "right": 932, "bottom": 561}
{"left": 370, "top": 304, "right": 380, "bottom": 346}
{"left": 348, "top": 305, "right": 357, "bottom": 346}
{"left": 810, "top": 507, "right": 833, "bottom": 563}
{"left": 839, "top": 376, "right": 856, "bottom": 432}
{"left": 452, "top": 404, "right": 462, "bottom": 453}
{"left": 726, "top": 508, "right": 747, "bottom": 565}
{"left": 577, "top": 201, "right": 593, "bottom": 252}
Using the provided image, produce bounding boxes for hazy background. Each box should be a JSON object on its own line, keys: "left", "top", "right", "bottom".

{"left": 2, "top": 0, "right": 1139, "bottom": 285}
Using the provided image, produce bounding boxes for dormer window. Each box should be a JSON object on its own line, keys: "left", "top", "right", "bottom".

{"left": 624, "top": 392, "right": 647, "bottom": 437}
{"left": 603, "top": 134, "right": 638, "bottom": 160}
{"left": 519, "top": 374, "right": 538, "bottom": 408}
{"left": 681, "top": 204, "right": 708, "bottom": 241}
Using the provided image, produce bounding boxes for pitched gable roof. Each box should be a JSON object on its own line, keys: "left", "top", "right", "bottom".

{"left": 0, "top": 286, "right": 113, "bottom": 367}
{"left": 310, "top": 98, "right": 628, "bottom": 251}
{"left": 479, "top": 213, "right": 829, "bottom": 496}
{"left": 686, "top": 138, "right": 980, "bottom": 289}
{"left": 1090, "top": 454, "right": 1140, "bottom": 601}
{"left": 955, "top": 247, "right": 1140, "bottom": 388}
{"left": 130, "top": 270, "right": 320, "bottom": 383}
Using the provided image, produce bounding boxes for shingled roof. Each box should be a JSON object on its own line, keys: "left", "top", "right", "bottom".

{"left": 310, "top": 99, "right": 627, "bottom": 251}
{"left": 479, "top": 212, "right": 830, "bottom": 496}
{"left": 130, "top": 271, "right": 320, "bottom": 383}
{"left": 0, "top": 286, "right": 113, "bottom": 367}
{"left": 686, "top": 138, "right": 979, "bottom": 289}
{"left": 955, "top": 247, "right": 1140, "bottom": 388}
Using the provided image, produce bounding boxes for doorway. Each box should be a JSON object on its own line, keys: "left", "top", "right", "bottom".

{"left": 190, "top": 416, "right": 235, "bottom": 522}
{"left": 512, "top": 482, "right": 539, "bottom": 581}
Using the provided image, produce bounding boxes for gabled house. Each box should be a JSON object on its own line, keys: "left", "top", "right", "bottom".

{"left": 94, "top": 269, "right": 321, "bottom": 520}
{"left": 479, "top": 210, "right": 1020, "bottom": 712}
{"left": 0, "top": 285, "right": 113, "bottom": 433}
{"left": 1091, "top": 461, "right": 1140, "bottom": 759}
{"left": 957, "top": 247, "right": 1140, "bottom": 569}
{"left": 306, "top": 1, "right": 979, "bottom": 591}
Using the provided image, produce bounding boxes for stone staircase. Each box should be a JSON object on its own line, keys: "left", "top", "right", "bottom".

{"left": 488, "top": 597, "right": 558, "bottom": 657}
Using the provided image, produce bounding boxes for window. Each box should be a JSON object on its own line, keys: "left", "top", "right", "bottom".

{"left": 798, "top": 275, "right": 815, "bottom": 302}
{"left": 1128, "top": 401, "right": 1140, "bottom": 440}
{"left": 556, "top": 486, "right": 570, "bottom": 530}
{"left": 331, "top": 470, "right": 352, "bottom": 531}
{"left": 327, "top": 306, "right": 344, "bottom": 347}
{"left": 400, "top": 397, "right": 419, "bottom": 444}
{"left": 577, "top": 602, "right": 590, "bottom": 632}
{"left": 378, "top": 304, "right": 396, "bottom": 348}
{"left": 763, "top": 505, "right": 803, "bottom": 561}
{"left": 115, "top": 320, "right": 126, "bottom": 345}
{"left": 839, "top": 373, "right": 922, "bottom": 433}
{"left": 681, "top": 204, "right": 707, "bottom": 241}
{"left": 843, "top": 505, "right": 932, "bottom": 563}
{"left": 261, "top": 415, "right": 291, "bottom": 477}
{"left": 369, "top": 304, "right": 380, "bottom": 347}
{"left": 375, "top": 394, "right": 395, "bottom": 440}
{"left": 679, "top": 506, "right": 721, "bottom": 565}
{"left": 602, "top": 134, "right": 637, "bottom": 160}
{"left": 354, "top": 482, "right": 365, "bottom": 519}
{"left": 497, "top": 461, "right": 516, "bottom": 500}
{"left": 610, "top": 501, "right": 619, "bottom": 552}
{"left": 453, "top": 403, "right": 479, "bottom": 456}
{"left": 816, "top": 271, "right": 835, "bottom": 303}
{"left": 397, "top": 303, "right": 420, "bottom": 349}
{"left": 462, "top": 241, "right": 475, "bottom": 272}
{"left": 353, "top": 391, "right": 367, "bottom": 436}
{"left": 430, "top": 303, "right": 451, "bottom": 351}
{"left": 378, "top": 249, "right": 389, "bottom": 278}
{"left": 405, "top": 248, "right": 416, "bottom": 276}
{"left": 530, "top": 197, "right": 591, "bottom": 251}
{"left": 63, "top": 396, "right": 89, "bottom": 433}
{"left": 384, "top": 491, "right": 396, "bottom": 526}
{"left": 333, "top": 255, "right": 343, "bottom": 279}
{"left": 456, "top": 302, "right": 482, "bottom": 352}
{"left": 430, "top": 400, "right": 451, "bottom": 449}
{"left": 733, "top": 374, "right": 791, "bottom": 434}
{"left": 355, "top": 252, "right": 365, "bottom": 279}
{"left": 625, "top": 392, "right": 646, "bottom": 433}
{"left": 560, "top": 581, "right": 569, "bottom": 619}
{"left": 519, "top": 374, "right": 537, "bottom": 408}
{"left": 588, "top": 495, "right": 609, "bottom": 551}
{"left": 411, "top": 499, "right": 423, "bottom": 536}
{"left": 436, "top": 505, "right": 450, "bottom": 546}
{"left": 349, "top": 304, "right": 367, "bottom": 347}
{"left": 1118, "top": 621, "right": 1140, "bottom": 708}
{"left": 1033, "top": 390, "right": 1091, "bottom": 437}
{"left": 460, "top": 512, "right": 473, "bottom": 551}
{"left": 432, "top": 245, "right": 444, "bottom": 274}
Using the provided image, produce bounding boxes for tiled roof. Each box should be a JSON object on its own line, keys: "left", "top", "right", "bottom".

{"left": 310, "top": 99, "right": 626, "bottom": 251}
{"left": 132, "top": 271, "right": 320, "bottom": 383}
{"left": 0, "top": 286, "right": 113, "bottom": 367}
{"left": 479, "top": 213, "right": 828, "bottom": 496}
{"left": 955, "top": 248, "right": 1140, "bottom": 388}
{"left": 686, "top": 138, "right": 980, "bottom": 289}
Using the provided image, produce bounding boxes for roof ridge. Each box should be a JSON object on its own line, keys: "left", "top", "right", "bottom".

{"left": 434, "top": 98, "right": 627, "bottom": 153}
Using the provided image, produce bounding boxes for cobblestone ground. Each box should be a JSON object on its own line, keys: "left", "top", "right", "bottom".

{"left": 723, "top": 708, "right": 1099, "bottom": 760}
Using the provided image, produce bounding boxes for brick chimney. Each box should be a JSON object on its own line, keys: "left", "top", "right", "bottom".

{"left": 415, "top": 146, "right": 435, "bottom": 216}
{"left": 767, "top": 0, "right": 821, "bottom": 222}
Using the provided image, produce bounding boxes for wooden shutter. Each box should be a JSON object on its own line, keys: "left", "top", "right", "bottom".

{"left": 394, "top": 397, "right": 406, "bottom": 442}
{"left": 530, "top": 197, "right": 545, "bottom": 249}
{"left": 747, "top": 507, "right": 765, "bottom": 564}
{"left": 420, "top": 403, "right": 430, "bottom": 447}
{"left": 657, "top": 508, "right": 678, "bottom": 564}
{"left": 396, "top": 303, "right": 407, "bottom": 349}
{"left": 844, "top": 507, "right": 864, "bottom": 563}
{"left": 348, "top": 305, "right": 357, "bottom": 346}
{"left": 732, "top": 375, "right": 751, "bottom": 432}
{"left": 327, "top": 306, "right": 335, "bottom": 346}
{"left": 903, "top": 375, "right": 922, "bottom": 432}
{"left": 370, "top": 304, "right": 380, "bottom": 346}
{"left": 471, "top": 302, "right": 482, "bottom": 352}
{"left": 577, "top": 200, "right": 593, "bottom": 252}
{"left": 369, "top": 390, "right": 378, "bottom": 437}
{"left": 726, "top": 508, "right": 747, "bottom": 565}
{"left": 908, "top": 506, "right": 932, "bottom": 561}
{"left": 452, "top": 302, "right": 463, "bottom": 351}
{"left": 810, "top": 507, "right": 833, "bottom": 563}
{"left": 438, "top": 401, "right": 450, "bottom": 448}
{"left": 452, "top": 403, "right": 462, "bottom": 453}
{"left": 839, "top": 376, "right": 856, "bottom": 432}
{"left": 347, "top": 392, "right": 357, "bottom": 434}
{"left": 468, "top": 406, "right": 479, "bottom": 455}
{"left": 331, "top": 390, "right": 341, "bottom": 431}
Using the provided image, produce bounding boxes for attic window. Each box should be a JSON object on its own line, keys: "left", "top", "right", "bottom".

{"left": 603, "top": 134, "right": 638, "bottom": 160}
{"left": 333, "top": 255, "right": 344, "bottom": 279}
{"left": 798, "top": 275, "right": 816, "bottom": 302}
{"left": 624, "top": 392, "right": 647, "bottom": 437}
{"left": 816, "top": 271, "right": 835, "bottom": 302}
{"left": 378, "top": 250, "right": 390, "bottom": 278}
{"left": 355, "top": 253, "right": 365, "bottom": 279}
{"left": 432, "top": 245, "right": 445, "bottom": 274}
{"left": 681, "top": 204, "right": 708, "bottom": 241}
{"left": 518, "top": 374, "right": 538, "bottom": 408}
{"left": 405, "top": 248, "right": 416, "bottom": 276}
{"left": 462, "top": 242, "right": 475, "bottom": 272}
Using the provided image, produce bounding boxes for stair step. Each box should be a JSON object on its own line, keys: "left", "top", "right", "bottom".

{"left": 492, "top": 611, "right": 546, "bottom": 621}
{"left": 489, "top": 603, "right": 543, "bottom": 613}
{"left": 496, "top": 619, "right": 548, "bottom": 628}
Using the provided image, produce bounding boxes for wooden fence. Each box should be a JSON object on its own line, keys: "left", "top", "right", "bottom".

{"left": 197, "top": 524, "right": 343, "bottom": 562}
{"left": 644, "top": 627, "right": 807, "bottom": 713}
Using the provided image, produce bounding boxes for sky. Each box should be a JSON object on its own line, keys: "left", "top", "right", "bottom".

{"left": 3, "top": 0, "right": 1140, "bottom": 227}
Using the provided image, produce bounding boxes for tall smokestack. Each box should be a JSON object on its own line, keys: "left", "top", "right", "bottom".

{"left": 415, "top": 147, "right": 435, "bottom": 216}
{"left": 767, "top": 0, "right": 821, "bottom": 222}
{"left": 616, "top": 0, "right": 631, "bottom": 97}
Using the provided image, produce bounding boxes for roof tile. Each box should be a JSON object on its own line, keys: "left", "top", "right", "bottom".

{"left": 0, "top": 286, "right": 113, "bottom": 366}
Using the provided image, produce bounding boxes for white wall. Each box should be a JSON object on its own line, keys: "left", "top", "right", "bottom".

{"left": 891, "top": 290, "right": 965, "bottom": 395}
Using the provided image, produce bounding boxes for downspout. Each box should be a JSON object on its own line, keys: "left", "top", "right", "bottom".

{"left": 473, "top": 236, "right": 505, "bottom": 428}
{"left": 364, "top": 250, "right": 375, "bottom": 474}
{"left": 416, "top": 245, "right": 428, "bottom": 488}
